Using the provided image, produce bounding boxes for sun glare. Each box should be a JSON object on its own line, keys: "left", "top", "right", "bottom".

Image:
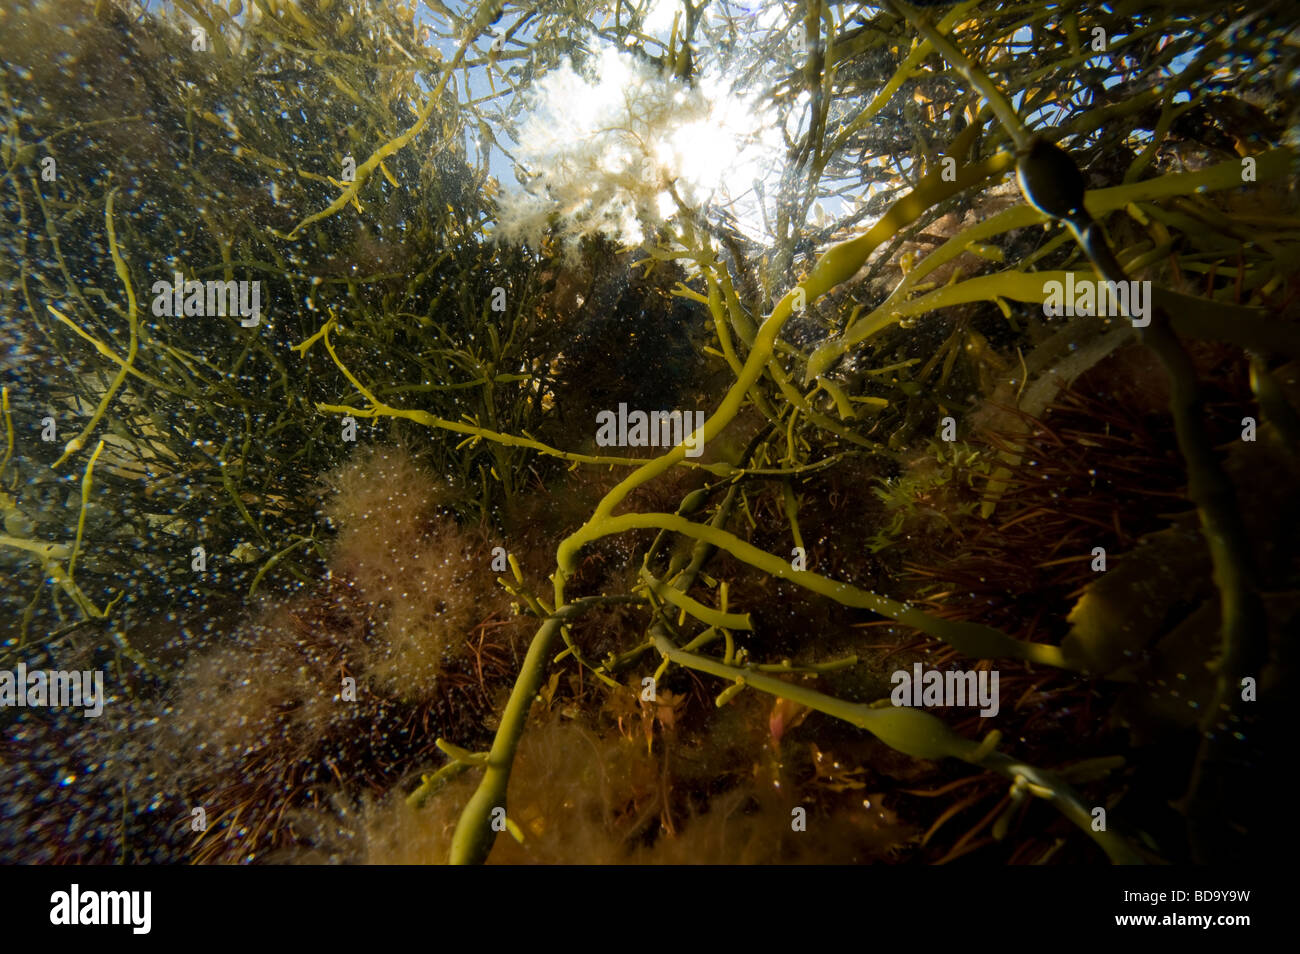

{"left": 497, "top": 41, "right": 784, "bottom": 249}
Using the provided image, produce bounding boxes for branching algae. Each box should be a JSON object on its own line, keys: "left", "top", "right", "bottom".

{"left": 1, "top": 0, "right": 1296, "bottom": 865}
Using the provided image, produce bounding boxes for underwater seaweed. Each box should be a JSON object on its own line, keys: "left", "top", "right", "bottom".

{"left": 150, "top": 443, "right": 530, "bottom": 863}
{"left": 2, "top": 0, "right": 1297, "bottom": 869}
